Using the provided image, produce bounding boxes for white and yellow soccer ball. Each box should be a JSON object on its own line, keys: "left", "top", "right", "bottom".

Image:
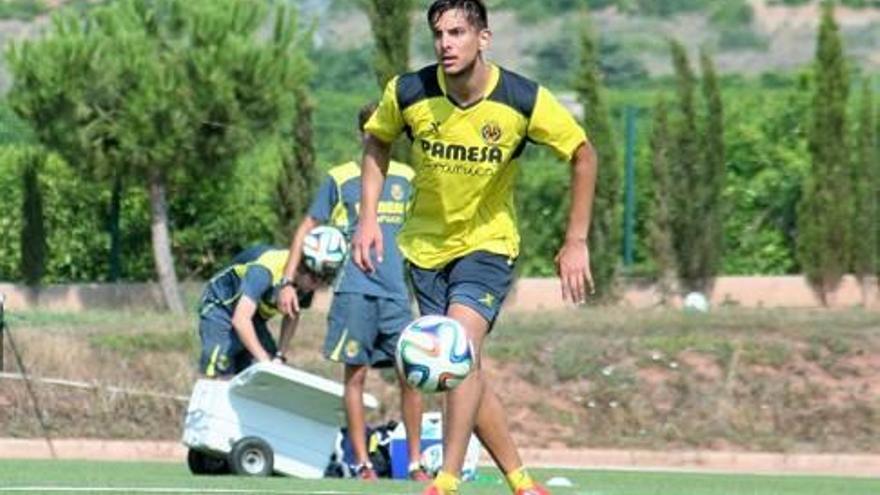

{"left": 302, "top": 226, "right": 347, "bottom": 277}
{"left": 395, "top": 315, "right": 475, "bottom": 393}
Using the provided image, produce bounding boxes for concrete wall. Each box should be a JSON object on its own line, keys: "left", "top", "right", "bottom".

{"left": 2, "top": 275, "right": 877, "bottom": 312}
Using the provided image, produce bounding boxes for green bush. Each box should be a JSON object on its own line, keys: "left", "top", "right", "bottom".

{"left": 516, "top": 148, "right": 570, "bottom": 276}
{"left": 170, "top": 140, "right": 282, "bottom": 279}
{"left": 0, "top": 149, "right": 23, "bottom": 279}
{"left": 0, "top": 146, "right": 113, "bottom": 283}
{"left": 721, "top": 85, "right": 811, "bottom": 275}
{"left": 708, "top": 0, "right": 753, "bottom": 27}
{"left": 0, "top": 139, "right": 287, "bottom": 283}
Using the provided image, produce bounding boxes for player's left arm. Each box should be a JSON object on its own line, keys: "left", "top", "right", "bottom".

{"left": 526, "top": 86, "right": 597, "bottom": 304}
{"left": 556, "top": 141, "right": 597, "bottom": 304}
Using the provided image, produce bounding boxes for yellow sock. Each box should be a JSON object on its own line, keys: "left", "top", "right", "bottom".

{"left": 433, "top": 470, "right": 461, "bottom": 494}
{"left": 506, "top": 467, "right": 536, "bottom": 493}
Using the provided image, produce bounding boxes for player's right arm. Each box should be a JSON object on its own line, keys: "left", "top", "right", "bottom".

{"left": 232, "top": 265, "right": 276, "bottom": 362}
{"left": 278, "top": 175, "right": 338, "bottom": 315}
{"left": 352, "top": 76, "right": 404, "bottom": 273}
{"left": 278, "top": 215, "right": 319, "bottom": 316}
{"left": 231, "top": 295, "right": 272, "bottom": 363}
{"left": 352, "top": 135, "right": 391, "bottom": 273}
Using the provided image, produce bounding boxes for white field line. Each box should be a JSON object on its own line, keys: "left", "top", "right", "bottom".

{"left": 0, "top": 372, "right": 189, "bottom": 402}
{"left": 0, "top": 488, "right": 366, "bottom": 495}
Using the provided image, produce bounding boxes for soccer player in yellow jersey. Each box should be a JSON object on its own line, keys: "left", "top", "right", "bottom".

{"left": 352, "top": 1, "right": 597, "bottom": 494}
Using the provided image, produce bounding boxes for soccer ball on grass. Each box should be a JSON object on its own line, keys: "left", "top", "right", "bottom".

{"left": 395, "top": 315, "right": 475, "bottom": 393}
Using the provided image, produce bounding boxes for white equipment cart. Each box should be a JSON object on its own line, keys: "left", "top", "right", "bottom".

{"left": 182, "top": 362, "right": 378, "bottom": 477}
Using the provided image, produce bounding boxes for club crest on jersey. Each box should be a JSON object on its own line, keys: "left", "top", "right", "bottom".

{"left": 390, "top": 183, "right": 405, "bottom": 201}
{"left": 481, "top": 121, "right": 502, "bottom": 144}
{"left": 345, "top": 340, "right": 360, "bottom": 358}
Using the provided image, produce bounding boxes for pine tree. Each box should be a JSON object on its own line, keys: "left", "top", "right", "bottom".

{"left": 797, "top": 1, "right": 852, "bottom": 303}
{"left": 362, "top": 0, "right": 412, "bottom": 89}
{"left": 8, "top": 1, "right": 309, "bottom": 312}
{"left": 573, "top": 21, "right": 620, "bottom": 301}
{"left": 668, "top": 40, "right": 702, "bottom": 292}
{"left": 20, "top": 151, "right": 46, "bottom": 287}
{"left": 648, "top": 98, "right": 678, "bottom": 304}
{"left": 276, "top": 86, "right": 317, "bottom": 242}
{"left": 697, "top": 49, "right": 725, "bottom": 292}
{"left": 665, "top": 42, "right": 726, "bottom": 295}
{"left": 876, "top": 92, "right": 880, "bottom": 281}
{"left": 852, "top": 79, "right": 876, "bottom": 282}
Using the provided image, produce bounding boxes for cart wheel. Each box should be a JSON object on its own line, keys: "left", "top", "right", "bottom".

{"left": 187, "top": 449, "right": 230, "bottom": 475}
{"left": 228, "top": 437, "right": 274, "bottom": 476}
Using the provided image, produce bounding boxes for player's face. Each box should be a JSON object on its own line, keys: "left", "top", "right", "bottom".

{"left": 431, "top": 9, "right": 490, "bottom": 76}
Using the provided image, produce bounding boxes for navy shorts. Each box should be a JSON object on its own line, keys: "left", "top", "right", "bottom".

{"left": 409, "top": 250, "right": 516, "bottom": 325}
{"left": 198, "top": 307, "right": 276, "bottom": 378}
{"left": 323, "top": 293, "right": 413, "bottom": 369}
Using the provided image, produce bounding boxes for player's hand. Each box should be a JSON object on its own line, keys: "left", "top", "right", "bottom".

{"left": 555, "top": 238, "right": 594, "bottom": 304}
{"left": 277, "top": 284, "right": 300, "bottom": 316}
{"left": 352, "top": 219, "right": 383, "bottom": 273}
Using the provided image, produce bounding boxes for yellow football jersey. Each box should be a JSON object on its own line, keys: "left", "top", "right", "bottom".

{"left": 365, "top": 63, "right": 587, "bottom": 269}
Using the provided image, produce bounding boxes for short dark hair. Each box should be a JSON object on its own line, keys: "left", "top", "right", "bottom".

{"left": 427, "top": 0, "right": 488, "bottom": 31}
{"left": 357, "top": 102, "right": 378, "bottom": 133}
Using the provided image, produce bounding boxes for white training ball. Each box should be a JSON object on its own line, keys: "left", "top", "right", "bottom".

{"left": 683, "top": 292, "right": 710, "bottom": 313}
{"left": 395, "top": 315, "right": 475, "bottom": 393}
{"left": 302, "top": 226, "right": 347, "bottom": 276}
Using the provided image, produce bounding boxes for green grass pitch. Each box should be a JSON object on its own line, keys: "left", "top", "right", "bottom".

{"left": 0, "top": 460, "right": 877, "bottom": 495}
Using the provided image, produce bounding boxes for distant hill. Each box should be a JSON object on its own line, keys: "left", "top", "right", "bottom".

{"left": 314, "top": 0, "right": 879, "bottom": 81}
{"left": 0, "top": 0, "right": 877, "bottom": 93}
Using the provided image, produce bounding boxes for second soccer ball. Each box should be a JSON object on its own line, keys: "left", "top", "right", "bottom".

{"left": 302, "top": 226, "right": 347, "bottom": 277}
{"left": 395, "top": 315, "right": 474, "bottom": 393}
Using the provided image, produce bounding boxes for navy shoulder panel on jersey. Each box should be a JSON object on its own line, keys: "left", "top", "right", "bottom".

{"left": 231, "top": 245, "right": 273, "bottom": 265}
{"left": 487, "top": 67, "right": 539, "bottom": 119}
{"left": 397, "top": 64, "right": 443, "bottom": 111}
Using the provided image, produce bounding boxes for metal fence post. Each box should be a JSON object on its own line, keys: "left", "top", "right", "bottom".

{"left": 0, "top": 293, "right": 5, "bottom": 371}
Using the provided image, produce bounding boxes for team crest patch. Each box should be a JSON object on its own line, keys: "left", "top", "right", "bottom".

{"left": 345, "top": 340, "right": 360, "bottom": 358}
{"left": 217, "top": 355, "right": 230, "bottom": 372}
{"left": 391, "top": 183, "right": 404, "bottom": 201}
{"left": 481, "top": 121, "right": 502, "bottom": 144}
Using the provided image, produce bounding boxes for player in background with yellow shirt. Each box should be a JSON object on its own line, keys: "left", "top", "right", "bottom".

{"left": 351, "top": 1, "right": 597, "bottom": 494}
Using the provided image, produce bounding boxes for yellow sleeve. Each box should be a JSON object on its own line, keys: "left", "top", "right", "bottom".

{"left": 364, "top": 76, "right": 405, "bottom": 144}
{"left": 527, "top": 86, "right": 587, "bottom": 161}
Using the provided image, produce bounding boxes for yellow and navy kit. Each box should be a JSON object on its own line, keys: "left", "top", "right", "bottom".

{"left": 308, "top": 161, "right": 413, "bottom": 300}
{"left": 200, "top": 245, "right": 312, "bottom": 321}
{"left": 365, "top": 63, "right": 588, "bottom": 269}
